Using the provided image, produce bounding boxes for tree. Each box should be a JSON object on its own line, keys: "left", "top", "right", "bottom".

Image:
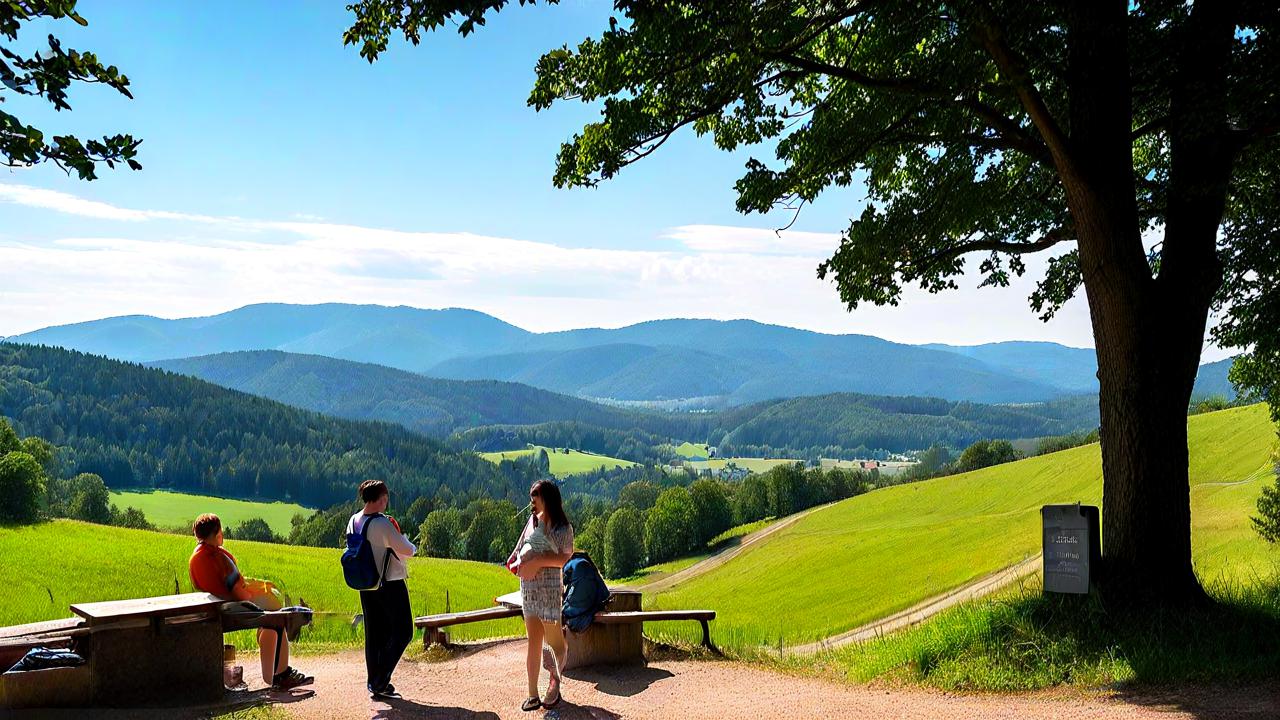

{"left": 111, "top": 505, "right": 154, "bottom": 530}
{"left": 689, "top": 479, "right": 732, "bottom": 546}
{"left": 421, "top": 507, "right": 463, "bottom": 558}
{"left": 604, "top": 506, "right": 644, "bottom": 578}
{"left": 643, "top": 487, "right": 696, "bottom": 564}
{"left": 67, "top": 472, "right": 111, "bottom": 524}
{"left": 229, "top": 517, "right": 279, "bottom": 543}
{"left": 733, "top": 474, "right": 770, "bottom": 525}
{"left": 764, "top": 463, "right": 804, "bottom": 519}
{"left": 346, "top": 1, "right": 1280, "bottom": 604}
{"left": 576, "top": 513, "right": 608, "bottom": 565}
{"left": 1251, "top": 444, "right": 1280, "bottom": 543}
{"left": 954, "top": 439, "right": 1021, "bottom": 474}
{"left": 618, "top": 480, "right": 660, "bottom": 512}
{"left": 404, "top": 495, "right": 434, "bottom": 538}
{"left": 464, "top": 505, "right": 512, "bottom": 562}
{"left": 1, "top": 2, "right": 141, "bottom": 178}
{"left": 0, "top": 451, "right": 45, "bottom": 524}
{"left": 916, "top": 445, "right": 952, "bottom": 475}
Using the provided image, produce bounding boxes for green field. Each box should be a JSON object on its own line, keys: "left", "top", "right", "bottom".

{"left": 479, "top": 445, "right": 636, "bottom": 477}
{"left": 0, "top": 520, "right": 520, "bottom": 651}
{"left": 109, "top": 489, "right": 310, "bottom": 536}
{"left": 673, "top": 442, "right": 711, "bottom": 459}
{"left": 651, "top": 404, "right": 1279, "bottom": 647}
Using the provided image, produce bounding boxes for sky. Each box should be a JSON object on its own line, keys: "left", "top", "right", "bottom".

{"left": 0, "top": 1, "right": 1227, "bottom": 358}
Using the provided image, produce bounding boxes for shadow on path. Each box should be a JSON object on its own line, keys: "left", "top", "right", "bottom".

{"left": 1111, "top": 683, "right": 1280, "bottom": 720}
{"left": 564, "top": 665, "right": 675, "bottom": 697}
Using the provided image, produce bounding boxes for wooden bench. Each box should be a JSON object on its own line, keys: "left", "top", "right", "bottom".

{"left": 1, "top": 593, "right": 312, "bottom": 710}
{"left": 412, "top": 589, "right": 717, "bottom": 669}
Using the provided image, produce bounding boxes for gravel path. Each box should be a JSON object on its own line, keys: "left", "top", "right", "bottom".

{"left": 74, "top": 640, "right": 1267, "bottom": 720}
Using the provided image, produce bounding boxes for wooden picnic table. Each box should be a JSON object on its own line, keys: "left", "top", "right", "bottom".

{"left": 71, "top": 592, "right": 223, "bottom": 625}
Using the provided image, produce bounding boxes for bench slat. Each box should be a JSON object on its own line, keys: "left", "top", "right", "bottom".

{"left": 594, "top": 610, "right": 716, "bottom": 623}
{"left": 414, "top": 605, "right": 522, "bottom": 629}
{"left": 0, "top": 618, "right": 83, "bottom": 640}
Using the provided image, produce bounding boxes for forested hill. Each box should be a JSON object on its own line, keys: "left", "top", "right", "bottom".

{"left": 149, "top": 350, "right": 658, "bottom": 437}
{"left": 0, "top": 344, "right": 512, "bottom": 508}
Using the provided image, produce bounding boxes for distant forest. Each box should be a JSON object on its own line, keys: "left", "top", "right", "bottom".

{"left": 0, "top": 345, "right": 527, "bottom": 508}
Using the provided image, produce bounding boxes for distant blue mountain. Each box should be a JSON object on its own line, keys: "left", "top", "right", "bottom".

{"left": 1191, "top": 357, "right": 1237, "bottom": 400}
{"left": 10, "top": 303, "right": 1234, "bottom": 406}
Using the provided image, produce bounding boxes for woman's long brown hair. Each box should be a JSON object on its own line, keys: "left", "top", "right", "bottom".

{"left": 531, "top": 479, "right": 569, "bottom": 530}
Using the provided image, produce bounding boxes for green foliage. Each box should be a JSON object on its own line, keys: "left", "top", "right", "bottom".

{"left": 287, "top": 502, "right": 357, "bottom": 548}
{"left": 764, "top": 463, "right": 804, "bottom": 518}
{"left": 420, "top": 508, "right": 463, "bottom": 558}
{"left": 915, "top": 444, "right": 951, "bottom": 475}
{"left": 1252, "top": 443, "right": 1280, "bottom": 544}
{"left": 954, "top": 439, "right": 1021, "bottom": 474}
{"left": 604, "top": 506, "right": 644, "bottom": 579}
{"left": 0, "top": 450, "right": 44, "bottom": 524}
{"left": 462, "top": 501, "right": 519, "bottom": 562}
{"left": 67, "top": 473, "right": 111, "bottom": 524}
{"left": 110, "top": 505, "right": 154, "bottom": 531}
{"left": 103, "top": 489, "right": 309, "bottom": 537}
{"left": 0, "top": 1, "right": 141, "bottom": 179}
{"left": 618, "top": 480, "right": 660, "bottom": 512}
{"left": 403, "top": 495, "right": 434, "bottom": 538}
{"left": 228, "top": 517, "right": 279, "bottom": 544}
{"left": 732, "top": 474, "right": 770, "bottom": 525}
{"left": 575, "top": 514, "right": 607, "bottom": 566}
{"left": 688, "top": 479, "right": 732, "bottom": 547}
{"left": 0, "top": 344, "right": 508, "bottom": 509}
{"left": 644, "top": 487, "right": 697, "bottom": 564}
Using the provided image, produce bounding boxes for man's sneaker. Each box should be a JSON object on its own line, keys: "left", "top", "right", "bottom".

{"left": 370, "top": 683, "right": 400, "bottom": 700}
{"left": 272, "top": 667, "right": 314, "bottom": 690}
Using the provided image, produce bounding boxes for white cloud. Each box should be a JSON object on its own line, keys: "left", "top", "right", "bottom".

{"left": 3, "top": 181, "right": 1237, "bottom": 362}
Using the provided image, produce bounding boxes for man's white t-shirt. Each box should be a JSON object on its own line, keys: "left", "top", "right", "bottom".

{"left": 347, "top": 512, "right": 416, "bottom": 584}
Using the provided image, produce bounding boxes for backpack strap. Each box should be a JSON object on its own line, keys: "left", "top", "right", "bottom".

{"left": 361, "top": 513, "right": 395, "bottom": 590}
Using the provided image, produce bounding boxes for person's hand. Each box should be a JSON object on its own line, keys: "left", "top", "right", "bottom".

{"left": 516, "top": 560, "right": 540, "bottom": 580}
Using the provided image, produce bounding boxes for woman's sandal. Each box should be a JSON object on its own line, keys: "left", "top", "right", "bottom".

{"left": 521, "top": 696, "right": 542, "bottom": 712}
{"left": 543, "top": 679, "right": 562, "bottom": 709}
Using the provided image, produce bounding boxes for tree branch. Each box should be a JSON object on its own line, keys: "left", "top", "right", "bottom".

{"left": 911, "top": 229, "right": 1074, "bottom": 277}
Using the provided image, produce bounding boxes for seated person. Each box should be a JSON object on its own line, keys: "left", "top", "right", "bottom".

{"left": 189, "top": 513, "right": 312, "bottom": 690}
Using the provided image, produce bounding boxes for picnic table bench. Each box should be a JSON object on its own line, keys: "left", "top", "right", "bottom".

{"left": 0, "top": 593, "right": 310, "bottom": 710}
{"left": 414, "top": 588, "right": 717, "bottom": 670}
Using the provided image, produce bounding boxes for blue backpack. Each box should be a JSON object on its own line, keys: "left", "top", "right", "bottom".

{"left": 561, "top": 552, "right": 610, "bottom": 633}
{"left": 342, "top": 513, "right": 393, "bottom": 591}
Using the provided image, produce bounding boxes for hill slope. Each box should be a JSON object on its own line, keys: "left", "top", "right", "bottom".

{"left": 0, "top": 343, "right": 508, "bottom": 508}
{"left": 150, "top": 350, "right": 647, "bottom": 437}
{"left": 651, "top": 404, "right": 1278, "bottom": 645}
{"left": 0, "top": 520, "right": 520, "bottom": 648}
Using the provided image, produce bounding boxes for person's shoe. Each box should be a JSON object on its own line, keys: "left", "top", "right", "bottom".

{"left": 272, "top": 667, "right": 314, "bottom": 690}
{"left": 520, "top": 696, "right": 542, "bottom": 712}
{"left": 370, "top": 684, "right": 401, "bottom": 700}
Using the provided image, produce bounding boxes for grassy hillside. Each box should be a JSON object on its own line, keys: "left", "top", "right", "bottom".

{"left": 479, "top": 446, "right": 636, "bottom": 477}
{"left": 652, "top": 404, "right": 1278, "bottom": 647}
{"left": 109, "top": 490, "right": 310, "bottom": 536}
{"left": 0, "top": 520, "right": 520, "bottom": 650}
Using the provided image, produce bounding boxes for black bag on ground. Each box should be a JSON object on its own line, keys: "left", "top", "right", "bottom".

{"left": 561, "top": 552, "right": 610, "bottom": 633}
{"left": 5, "top": 647, "right": 85, "bottom": 673}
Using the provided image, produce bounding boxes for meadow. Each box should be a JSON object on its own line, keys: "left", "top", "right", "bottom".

{"left": 672, "top": 442, "right": 712, "bottom": 459}
{"left": 0, "top": 520, "right": 520, "bottom": 652}
{"left": 479, "top": 445, "right": 636, "bottom": 477}
{"left": 109, "top": 489, "right": 310, "bottom": 536}
{"left": 650, "top": 404, "right": 1279, "bottom": 648}
{"left": 681, "top": 457, "right": 798, "bottom": 473}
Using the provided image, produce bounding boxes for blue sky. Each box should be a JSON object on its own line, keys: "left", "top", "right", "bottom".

{"left": 1, "top": 1, "right": 1181, "bottom": 356}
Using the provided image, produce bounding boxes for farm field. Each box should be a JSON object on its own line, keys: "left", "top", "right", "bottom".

{"left": 0, "top": 520, "right": 520, "bottom": 651}
{"left": 650, "top": 404, "right": 1280, "bottom": 648}
{"left": 109, "top": 489, "right": 310, "bottom": 536}
{"left": 673, "top": 442, "right": 712, "bottom": 459}
{"left": 819, "top": 458, "right": 915, "bottom": 476}
{"left": 478, "top": 445, "right": 635, "bottom": 477}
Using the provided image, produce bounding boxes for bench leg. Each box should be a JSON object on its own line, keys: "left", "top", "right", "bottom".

{"left": 423, "top": 628, "right": 448, "bottom": 648}
{"left": 699, "top": 619, "right": 721, "bottom": 655}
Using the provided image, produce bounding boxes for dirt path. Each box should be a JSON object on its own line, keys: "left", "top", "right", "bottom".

{"left": 636, "top": 502, "right": 836, "bottom": 595}
{"left": 789, "top": 555, "right": 1043, "bottom": 654}
{"left": 78, "top": 640, "right": 1279, "bottom": 720}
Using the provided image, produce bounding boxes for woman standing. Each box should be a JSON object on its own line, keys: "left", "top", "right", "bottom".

{"left": 507, "top": 479, "right": 574, "bottom": 712}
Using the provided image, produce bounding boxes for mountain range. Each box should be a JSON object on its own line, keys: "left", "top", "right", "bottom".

{"left": 7, "top": 303, "right": 1235, "bottom": 406}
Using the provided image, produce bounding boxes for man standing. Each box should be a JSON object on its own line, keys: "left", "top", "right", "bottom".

{"left": 347, "top": 479, "right": 416, "bottom": 699}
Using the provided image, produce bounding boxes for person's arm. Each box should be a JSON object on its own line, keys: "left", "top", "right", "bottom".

{"left": 523, "top": 525, "right": 575, "bottom": 570}
{"left": 373, "top": 515, "right": 416, "bottom": 558}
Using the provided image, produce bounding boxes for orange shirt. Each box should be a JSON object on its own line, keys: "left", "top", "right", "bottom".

{"left": 189, "top": 543, "right": 246, "bottom": 599}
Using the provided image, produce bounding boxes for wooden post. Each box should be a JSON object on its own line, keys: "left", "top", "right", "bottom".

{"left": 563, "top": 590, "right": 642, "bottom": 671}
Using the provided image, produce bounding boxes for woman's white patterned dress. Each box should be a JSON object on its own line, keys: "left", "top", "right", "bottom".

{"left": 515, "top": 516, "right": 574, "bottom": 623}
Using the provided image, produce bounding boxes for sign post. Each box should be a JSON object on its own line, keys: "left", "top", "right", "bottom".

{"left": 1041, "top": 503, "right": 1101, "bottom": 594}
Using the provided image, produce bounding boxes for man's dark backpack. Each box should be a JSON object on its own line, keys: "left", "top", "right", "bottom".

{"left": 342, "top": 513, "right": 393, "bottom": 591}
{"left": 561, "top": 552, "right": 610, "bottom": 633}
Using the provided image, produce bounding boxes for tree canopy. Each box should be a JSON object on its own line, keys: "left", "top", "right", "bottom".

{"left": 1, "top": 1, "right": 140, "bottom": 179}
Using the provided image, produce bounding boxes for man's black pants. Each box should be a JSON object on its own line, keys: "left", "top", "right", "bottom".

{"left": 360, "top": 579, "right": 413, "bottom": 691}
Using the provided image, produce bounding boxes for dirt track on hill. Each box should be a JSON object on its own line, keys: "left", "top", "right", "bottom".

{"left": 53, "top": 640, "right": 1280, "bottom": 720}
